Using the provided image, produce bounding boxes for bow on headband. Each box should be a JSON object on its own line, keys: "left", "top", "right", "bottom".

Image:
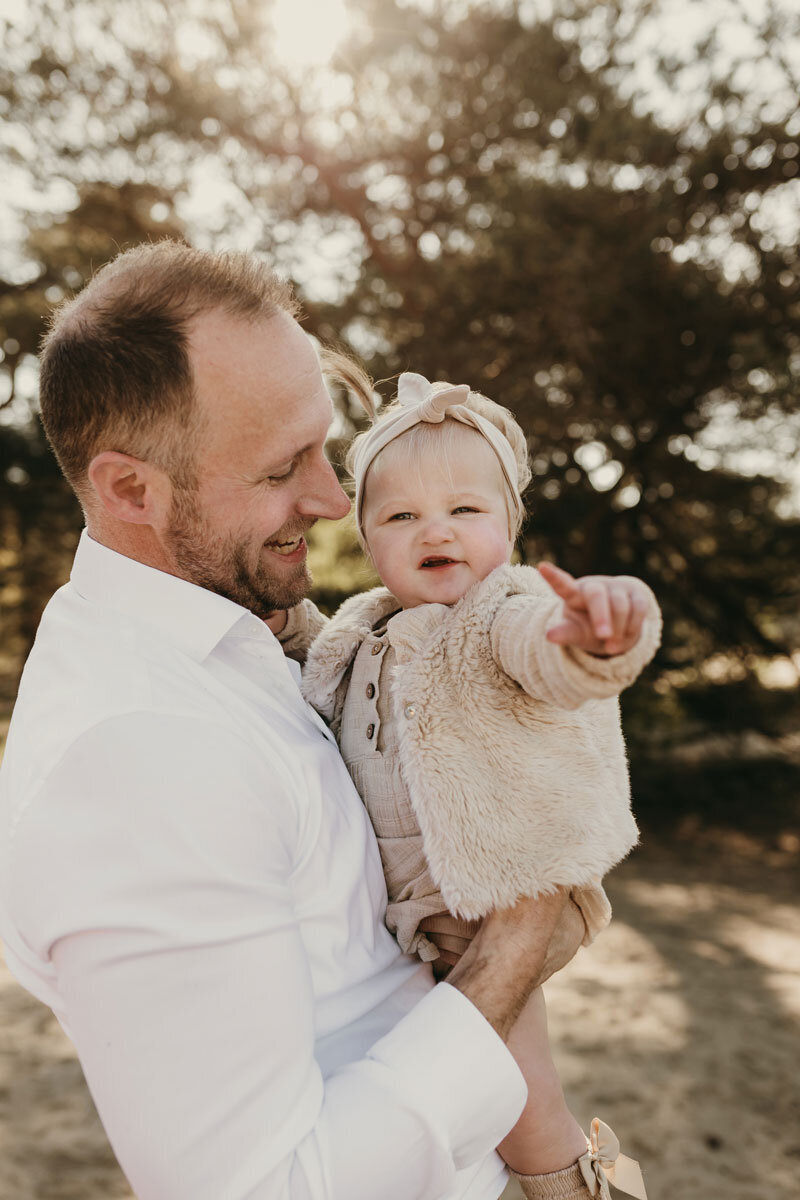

{"left": 352, "top": 371, "right": 524, "bottom": 538}
{"left": 395, "top": 370, "right": 471, "bottom": 418}
{"left": 579, "top": 1118, "right": 648, "bottom": 1200}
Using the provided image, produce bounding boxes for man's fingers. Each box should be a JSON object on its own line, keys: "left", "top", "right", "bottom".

{"left": 531, "top": 898, "right": 587, "bottom": 988}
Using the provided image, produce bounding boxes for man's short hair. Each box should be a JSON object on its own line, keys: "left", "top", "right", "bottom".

{"left": 39, "top": 240, "right": 299, "bottom": 497}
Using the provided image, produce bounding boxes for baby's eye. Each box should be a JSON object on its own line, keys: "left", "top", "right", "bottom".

{"left": 388, "top": 512, "right": 414, "bottom": 521}
{"left": 453, "top": 505, "right": 478, "bottom": 514}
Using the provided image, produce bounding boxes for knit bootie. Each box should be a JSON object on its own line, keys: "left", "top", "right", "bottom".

{"left": 513, "top": 1118, "right": 647, "bottom": 1200}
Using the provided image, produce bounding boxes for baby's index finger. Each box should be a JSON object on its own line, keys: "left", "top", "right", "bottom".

{"left": 537, "top": 562, "right": 580, "bottom": 598}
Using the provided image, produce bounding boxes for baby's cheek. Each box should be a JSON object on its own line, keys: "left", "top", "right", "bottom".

{"left": 483, "top": 527, "right": 514, "bottom": 573}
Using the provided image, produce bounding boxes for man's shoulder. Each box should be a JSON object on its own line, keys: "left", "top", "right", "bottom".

{"left": 2, "top": 583, "right": 239, "bottom": 808}
{"left": 0, "top": 610, "right": 297, "bottom": 911}
{"left": 24, "top": 579, "right": 213, "bottom": 708}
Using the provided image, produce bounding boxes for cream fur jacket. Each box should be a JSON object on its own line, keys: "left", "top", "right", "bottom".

{"left": 287, "top": 564, "right": 661, "bottom": 922}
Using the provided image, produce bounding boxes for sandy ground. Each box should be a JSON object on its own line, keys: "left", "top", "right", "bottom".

{"left": 1, "top": 834, "right": 798, "bottom": 1200}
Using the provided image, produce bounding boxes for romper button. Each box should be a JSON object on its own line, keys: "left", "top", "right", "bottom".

{"left": 404, "top": 704, "right": 416, "bottom": 719}
{"left": 371, "top": 643, "right": 382, "bottom": 655}
{"left": 366, "top": 723, "right": 375, "bottom": 739}
{"left": 365, "top": 683, "right": 375, "bottom": 699}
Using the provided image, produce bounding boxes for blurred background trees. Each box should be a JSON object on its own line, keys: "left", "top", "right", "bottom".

{"left": 1, "top": 0, "right": 798, "bottom": 830}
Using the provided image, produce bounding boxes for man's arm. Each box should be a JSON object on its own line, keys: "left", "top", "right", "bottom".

{"left": 10, "top": 712, "right": 535, "bottom": 1200}
{"left": 446, "top": 889, "right": 574, "bottom": 1038}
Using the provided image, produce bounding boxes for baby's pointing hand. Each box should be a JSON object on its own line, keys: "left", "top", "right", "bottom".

{"left": 538, "top": 562, "right": 650, "bottom": 656}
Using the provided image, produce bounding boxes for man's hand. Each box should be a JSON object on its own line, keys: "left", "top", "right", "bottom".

{"left": 445, "top": 889, "right": 576, "bottom": 1042}
{"left": 420, "top": 898, "right": 585, "bottom": 985}
{"left": 538, "top": 562, "right": 651, "bottom": 657}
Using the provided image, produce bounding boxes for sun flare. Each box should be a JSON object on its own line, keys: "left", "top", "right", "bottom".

{"left": 270, "top": 0, "right": 354, "bottom": 68}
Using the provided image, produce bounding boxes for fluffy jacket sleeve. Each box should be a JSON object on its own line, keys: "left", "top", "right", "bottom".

{"left": 277, "top": 599, "right": 329, "bottom": 665}
{"left": 490, "top": 583, "right": 662, "bottom": 710}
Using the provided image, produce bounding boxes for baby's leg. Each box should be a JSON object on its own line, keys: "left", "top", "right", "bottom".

{"left": 497, "top": 988, "right": 587, "bottom": 1176}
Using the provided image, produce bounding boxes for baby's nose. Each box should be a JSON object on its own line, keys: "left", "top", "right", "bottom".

{"left": 422, "top": 518, "right": 455, "bottom": 542}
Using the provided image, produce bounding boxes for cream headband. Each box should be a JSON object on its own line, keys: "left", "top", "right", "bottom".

{"left": 353, "top": 371, "right": 525, "bottom": 537}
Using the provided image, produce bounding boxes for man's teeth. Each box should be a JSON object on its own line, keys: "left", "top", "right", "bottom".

{"left": 268, "top": 537, "right": 303, "bottom": 556}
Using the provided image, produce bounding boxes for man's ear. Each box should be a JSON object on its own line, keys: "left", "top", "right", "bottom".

{"left": 87, "top": 451, "right": 171, "bottom": 526}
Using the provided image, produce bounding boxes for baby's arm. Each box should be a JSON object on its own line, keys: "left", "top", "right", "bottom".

{"left": 491, "top": 566, "right": 661, "bottom": 710}
{"left": 275, "top": 598, "right": 330, "bottom": 664}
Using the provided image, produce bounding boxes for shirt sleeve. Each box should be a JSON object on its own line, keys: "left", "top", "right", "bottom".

{"left": 10, "top": 713, "right": 525, "bottom": 1200}
{"left": 490, "top": 585, "right": 662, "bottom": 710}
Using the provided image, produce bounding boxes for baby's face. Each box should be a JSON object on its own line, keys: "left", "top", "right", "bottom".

{"left": 362, "top": 434, "right": 514, "bottom": 610}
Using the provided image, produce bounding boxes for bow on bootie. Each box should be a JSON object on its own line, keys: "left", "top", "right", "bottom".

{"left": 577, "top": 1118, "right": 648, "bottom": 1200}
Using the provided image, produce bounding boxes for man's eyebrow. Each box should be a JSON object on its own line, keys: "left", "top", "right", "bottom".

{"left": 262, "top": 440, "right": 315, "bottom": 473}
{"left": 261, "top": 405, "right": 335, "bottom": 473}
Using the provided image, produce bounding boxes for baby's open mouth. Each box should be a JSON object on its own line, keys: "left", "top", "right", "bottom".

{"left": 419, "top": 556, "right": 458, "bottom": 568}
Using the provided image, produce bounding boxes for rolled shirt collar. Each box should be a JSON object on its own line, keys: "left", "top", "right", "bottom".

{"left": 69, "top": 529, "right": 260, "bottom": 663}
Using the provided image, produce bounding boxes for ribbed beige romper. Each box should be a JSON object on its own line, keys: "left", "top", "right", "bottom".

{"left": 338, "top": 618, "right": 480, "bottom": 964}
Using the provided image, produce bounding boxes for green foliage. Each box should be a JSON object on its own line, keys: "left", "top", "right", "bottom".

{"left": 306, "top": 515, "right": 379, "bottom": 613}
{"left": 630, "top": 756, "right": 800, "bottom": 839}
{"left": 0, "top": 183, "right": 185, "bottom": 660}
{"left": 1, "top": 0, "right": 798, "bottom": 783}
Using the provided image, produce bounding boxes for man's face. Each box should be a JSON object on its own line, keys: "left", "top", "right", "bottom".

{"left": 163, "top": 310, "right": 350, "bottom": 618}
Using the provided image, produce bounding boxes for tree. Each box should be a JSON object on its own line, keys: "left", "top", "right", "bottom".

{"left": 2, "top": 0, "right": 799, "bottom": 767}
{"left": 0, "top": 183, "right": 186, "bottom": 670}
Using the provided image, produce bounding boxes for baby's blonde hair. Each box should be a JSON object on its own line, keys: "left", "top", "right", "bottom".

{"left": 346, "top": 382, "right": 532, "bottom": 540}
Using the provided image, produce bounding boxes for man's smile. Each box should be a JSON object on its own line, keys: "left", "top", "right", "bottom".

{"left": 265, "top": 535, "right": 307, "bottom": 559}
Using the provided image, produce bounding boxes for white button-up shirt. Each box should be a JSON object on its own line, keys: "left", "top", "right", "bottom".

{"left": 0, "top": 531, "right": 525, "bottom": 1200}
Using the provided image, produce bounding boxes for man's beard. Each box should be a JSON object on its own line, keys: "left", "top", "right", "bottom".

{"left": 165, "top": 487, "right": 313, "bottom": 620}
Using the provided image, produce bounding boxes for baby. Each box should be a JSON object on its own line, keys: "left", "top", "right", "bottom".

{"left": 281, "top": 371, "right": 657, "bottom": 1200}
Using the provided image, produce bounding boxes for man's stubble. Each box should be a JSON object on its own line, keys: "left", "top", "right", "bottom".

{"left": 165, "top": 484, "right": 313, "bottom": 619}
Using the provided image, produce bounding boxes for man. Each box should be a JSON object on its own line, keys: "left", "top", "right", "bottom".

{"left": 0, "top": 242, "right": 572, "bottom": 1200}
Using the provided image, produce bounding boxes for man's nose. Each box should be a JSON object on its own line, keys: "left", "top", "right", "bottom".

{"left": 297, "top": 457, "right": 351, "bottom": 521}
